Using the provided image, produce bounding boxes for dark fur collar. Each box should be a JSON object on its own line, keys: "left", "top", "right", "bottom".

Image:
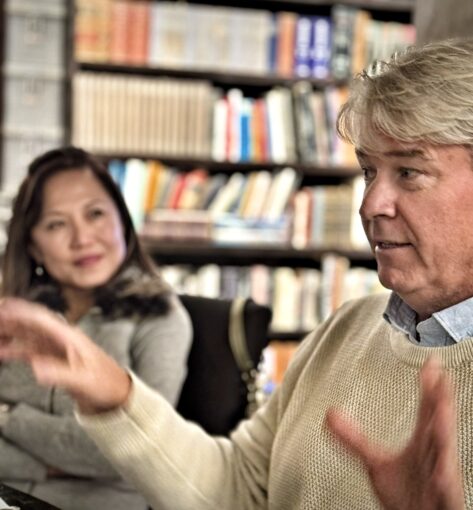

{"left": 28, "top": 266, "right": 171, "bottom": 319}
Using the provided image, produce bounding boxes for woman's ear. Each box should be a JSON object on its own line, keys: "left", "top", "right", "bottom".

{"left": 28, "top": 243, "right": 43, "bottom": 265}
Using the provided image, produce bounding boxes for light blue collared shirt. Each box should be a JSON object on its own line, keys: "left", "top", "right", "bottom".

{"left": 383, "top": 292, "right": 473, "bottom": 347}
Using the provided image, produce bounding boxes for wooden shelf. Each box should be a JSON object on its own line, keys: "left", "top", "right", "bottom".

{"left": 96, "top": 153, "right": 361, "bottom": 178}
{"left": 77, "top": 61, "right": 348, "bottom": 90}
{"left": 263, "top": 0, "right": 414, "bottom": 11}
{"left": 140, "top": 237, "right": 375, "bottom": 268}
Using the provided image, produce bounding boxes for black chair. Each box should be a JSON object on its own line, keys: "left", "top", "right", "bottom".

{"left": 177, "top": 295, "right": 272, "bottom": 436}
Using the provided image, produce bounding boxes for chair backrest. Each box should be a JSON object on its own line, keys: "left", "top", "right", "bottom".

{"left": 177, "top": 294, "right": 272, "bottom": 436}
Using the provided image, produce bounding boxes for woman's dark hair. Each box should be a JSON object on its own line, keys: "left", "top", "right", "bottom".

{"left": 2, "top": 146, "right": 158, "bottom": 299}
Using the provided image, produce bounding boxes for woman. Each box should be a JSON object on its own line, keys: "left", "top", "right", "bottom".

{"left": 0, "top": 146, "right": 192, "bottom": 510}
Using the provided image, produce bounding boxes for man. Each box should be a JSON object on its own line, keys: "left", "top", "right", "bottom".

{"left": 0, "top": 38, "right": 469, "bottom": 509}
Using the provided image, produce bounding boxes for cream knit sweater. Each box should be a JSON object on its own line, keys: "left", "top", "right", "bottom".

{"left": 79, "top": 293, "right": 473, "bottom": 509}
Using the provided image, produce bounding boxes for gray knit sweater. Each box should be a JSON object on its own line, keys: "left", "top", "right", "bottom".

{"left": 0, "top": 284, "right": 192, "bottom": 510}
{"left": 81, "top": 293, "right": 473, "bottom": 509}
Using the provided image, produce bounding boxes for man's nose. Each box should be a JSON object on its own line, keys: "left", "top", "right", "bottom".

{"left": 359, "top": 179, "right": 397, "bottom": 221}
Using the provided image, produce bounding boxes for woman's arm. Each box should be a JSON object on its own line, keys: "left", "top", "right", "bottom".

{"left": 0, "top": 436, "right": 48, "bottom": 480}
{"left": 0, "top": 299, "right": 192, "bottom": 478}
{"left": 1, "top": 404, "right": 119, "bottom": 478}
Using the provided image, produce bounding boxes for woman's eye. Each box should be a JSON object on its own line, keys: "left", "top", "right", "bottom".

{"left": 89, "top": 208, "right": 105, "bottom": 219}
{"left": 45, "top": 221, "right": 64, "bottom": 231}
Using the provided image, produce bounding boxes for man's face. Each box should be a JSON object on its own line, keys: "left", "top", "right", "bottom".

{"left": 359, "top": 139, "right": 473, "bottom": 320}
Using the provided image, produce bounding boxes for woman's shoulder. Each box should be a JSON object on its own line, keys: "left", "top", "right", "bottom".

{"left": 94, "top": 265, "right": 173, "bottom": 320}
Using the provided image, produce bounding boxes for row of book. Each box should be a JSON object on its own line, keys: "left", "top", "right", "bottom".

{"left": 72, "top": 72, "right": 356, "bottom": 166}
{"left": 72, "top": 73, "right": 214, "bottom": 158}
{"left": 160, "top": 255, "right": 385, "bottom": 333}
{"left": 292, "top": 177, "right": 368, "bottom": 250}
{"left": 108, "top": 158, "right": 368, "bottom": 249}
{"left": 74, "top": 1, "right": 415, "bottom": 80}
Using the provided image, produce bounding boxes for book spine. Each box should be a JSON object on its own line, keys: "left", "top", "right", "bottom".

{"left": 310, "top": 16, "right": 332, "bottom": 80}
{"left": 294, "top": 16, "right": 313, "bottom": 78}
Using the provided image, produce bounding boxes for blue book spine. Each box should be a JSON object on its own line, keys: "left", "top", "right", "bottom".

{"left": 311, "top": 16, "right": 332, "bottom": 80}
{"left": 294, "top": 15, "right": 313, "bottom": 78}
{"left": 267, "top": 13, "right": 278, "bottom": 73}
{"left": 108, "top": 159, "right": 126, "bottom": 193}
{"left": 240, "top": 98, "right": 252, "bottom": 162}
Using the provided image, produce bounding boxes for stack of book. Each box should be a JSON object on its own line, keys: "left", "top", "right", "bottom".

{"left": 73, "top": 74, "right": 357, "bottom": 167}
{"left": 74, "top": 1, "right": 415, "bottom": 80}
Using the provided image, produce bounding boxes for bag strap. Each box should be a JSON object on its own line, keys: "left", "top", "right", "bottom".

{"left": 229, "top": 297, "right": 259, "bottom": 417}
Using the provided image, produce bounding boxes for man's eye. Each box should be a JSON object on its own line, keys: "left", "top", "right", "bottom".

{"left": 361, "top": 167, "right": 376, "bottom": 182}
{"left": 399, "top": 167, "right": 419, "bottom": 179}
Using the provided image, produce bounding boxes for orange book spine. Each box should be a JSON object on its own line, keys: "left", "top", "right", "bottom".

{"left": 276, "top": 12, "right": 297, "bottom": 77}
{"left": 127, "top": 1, "right": 151, "bottom": 65}
{"left": 110, "top": 1, "right": 130, "bottom": 63}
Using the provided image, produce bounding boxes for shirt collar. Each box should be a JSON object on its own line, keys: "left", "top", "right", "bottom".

{"left": 383, "top": 293, "right": 473, "bottom": 346}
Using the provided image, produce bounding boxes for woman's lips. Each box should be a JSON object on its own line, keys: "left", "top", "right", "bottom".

{"left": 74, "top": 255, "right": 102, "bottom": 267}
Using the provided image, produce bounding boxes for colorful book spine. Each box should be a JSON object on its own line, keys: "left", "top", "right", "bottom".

{"left": 310, "top": 16, "right": 332, "bottom": 80}
{"left": 294, "top": 16, "right": 313, "bottom": 78}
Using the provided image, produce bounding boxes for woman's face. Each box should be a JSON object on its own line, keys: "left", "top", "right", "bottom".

{"left": 29, "top": 169, "right": 127, "bottom": 294}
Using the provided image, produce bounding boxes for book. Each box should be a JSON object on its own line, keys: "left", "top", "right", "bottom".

{"left": 311, "top": 90, "right": 331, "bottom": 166}
{"left": 310, "top": 16, "right": 332, "bottom": 80}
{"left": 300, "top": 269, "right": 321, "bottom": 330}
{"left": 177, "top": 168, "right": 209, "bottom": 210}
{"left": 127, "top": 1, "right": 151, "bottom": 65}
{"left": 143, "top": 160, "right": 163, "bottom": 214}
{"left": 292, "top": 80, "right": 317, "bottom": 163}
{"left": 292, "top": 187, "right": 312, "bottom": 249}
{"left": 262, "top": 166, "right": 299, "bottom": 221}
{"left": 294, "top": 16, "right": 313, "bottom": 78}
{"left": 212, "top": 95, "right": 228, "bottom": 162}
{"left": 251, "top": 98, "right": 269, "bottom": 162}
{"left": 196, "top": 264, "right": 221, "bottom": 298}
{"left": 74, "top": 0, "right": 112, "bottom": 62}
{"left": 275, "top": 12, "right": 297, "bottom": 77}
{"left": 350, "top": 175, "right": 370, "bottom": 249}
{"left": 107, "top": 158, "right": 126, "bottom": 191}
{"left": 331, "top": 4, "right": 357, "bottom": 80}
{"left": 265, "top": 88, "right": 286, "bottom": 163}
{"left": 250, "top": 264, "right": 272, "bottom": 306}
{"left": 241, "top": 170, "right": 272, "bottom": 219}
{"left": 208, "top": 172, "right": 246, "bottom": 216}
{"left": 109, "top": 0, "right": 130, "bottom": 64}
{"left": 148, "top": 2, "right": 189, "bottom": 67}
{"left": 198, "top": 173, "right": 228, "bottom": 210}
{"left": 271, "top": 267, "right": 301, "bottom": 331}
{"left": 351, "top": 9, "right": 371, "bottom": 75}
{"left": 122, "top": 158, "right": 148, "bottom": 229}
{"left": 227, "top": 88, "right": 244, "bottom": 162}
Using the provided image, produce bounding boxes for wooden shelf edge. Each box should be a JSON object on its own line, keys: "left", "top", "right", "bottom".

{"left": 273, "top": 0, "right": 414, "bottom": 11}
{"left": 77, "top": 61, "right": 349, "bottom": 89}
{"left": 140, "top": 237, "right": 374, "bottom": 262}
{"left": 94, "top": 153, "right": 361, "bottom": 177}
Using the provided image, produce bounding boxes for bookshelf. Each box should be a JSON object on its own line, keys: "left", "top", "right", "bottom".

{"left": 64, "top": 0, "right": 415, "bottom": 337}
